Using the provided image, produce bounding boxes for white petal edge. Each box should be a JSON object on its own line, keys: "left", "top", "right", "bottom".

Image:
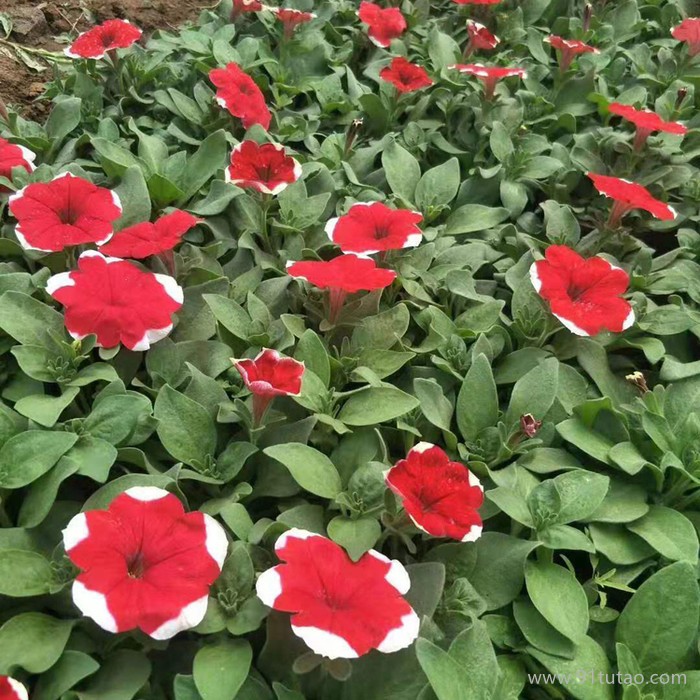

{"left": 154, "top": 273, "right": 185, "bottom": 305}
{"left": 324, "top": 216, "right": 339, "bottom": 243}
{"left": 124, "top": 485, "right": 170, "bottom": 502}
{"left": 622, "top": 307, "right": 636, "bottom": 331}
{"left": 460, "top": 524, "right": 483, "bottom": 543}
{"left": 291, "top": 624, "right": 359, "bottom": 659}
{"left": 552, "top": 312, "right": 591, "bottom": 337}
{"left": 255, "top": 566, "right": 283, "bottom": 607}
{"left": 275, "top": 526, "right": 318, "bottom": 552}
{"left": 410, "top": 441, "right": 435, "bottom": 454}
{"left": 367, "top": 550, "right": 411, "bottom": 594}
{"left": 7, "top": 678, "right": 28, "bottom": 700}
{"left": 402, "top": 232, "right": 423, "bottom": 248}
{"left": 14, "top": 225, "right": 54, "bottom": 253}
{"left": 204, "top": 514, "right": 228, "bottom": 570}
{"left": 45, "top": 271, "right": 75, "bottom": 296}
{"left": 529, "top": 262, "right": 542, "bottom": 293}
{"left": 376, "top": 610, "right": 420, "bottom": 654}
{"left": 129, "top": 324, "right": 174, "bottom": 352}
{"left": 111, "top": 189, "right": 123, "bottom": 213}
{"left": 17, "top": 145, "right": 36, "bottom": 169}
{"left": 72, "top": 581, "right": 119, "bottom": 633}
{"left": 62, "top": 512, "right": 89, "bottom": 551}
{"left": 149, "top": 594, "right": 209, "bottom": 640}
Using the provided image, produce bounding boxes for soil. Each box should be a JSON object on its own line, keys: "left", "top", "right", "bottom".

{"left": 0, "top": 0, "right": 212, "bottom": 121}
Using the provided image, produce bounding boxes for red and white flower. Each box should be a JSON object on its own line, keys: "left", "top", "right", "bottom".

{"left": 529, "top": 245, "right": 635, "bottom": 336}
{"left": 0, "top": 677, "right": 27, "bottom": 700}
{"left": 46, "top": 251, "right": 183, "bottom": 351}
{"left": 273, "top": 8, "right": 316, "bottom": 38}
{"left": 673, "top": 18, "right": 700, "bottom": 56}
{"left": 386, "top": 443, "right": 484, "bottom": 542}
{"left": 379, "top": 57, "right": 433, "bottom": 93}
{"left": 99, "top": 210, "right": 199, "bottom": 259}
{"left": 62, "top": 487, "right": 227, "bottom": 640}
{"left": 287, "top": 254, "right": 397, "bottom": 324}
{"left": 65, "top": 19, "right": 142, "bottom": 60}
{"left": 8, "top": 172, "right": 121, "bottom": 252}
{"left": 0, "top": 138, "right": 35, "bottom": 193}
{"left": 449, "top": 63, "right": 527, "bottom": 99}
{"left": 465, "top": 21, "right": 500, "bottom": 55}
{"left": 210, "top": 62, "right": 271, "bottom": 130}
{"left": 233, "top": 348, "right": 305, "bottom": 425}
{"left": 545, "top": 35, "right": 599, "bottom": 72}
{"left": 226, "top": 141, "right": 302, "bottom": 195}
{"left": 608, "top": 102, "right": 687, "bottom": 150}
{"left": 256, "top": 529, "right": 420, "bottom": 659}
{"left": 357, "top": 2, "right": 407, "bottom": 48}
{"left": 231, "top": 0, "right": 264, "bottom": 21}
{"left": 325, "top": 202, "right": 423, "bottom": 255}
{"left": 588, "top": 173, "right": 677, "bottom": 227}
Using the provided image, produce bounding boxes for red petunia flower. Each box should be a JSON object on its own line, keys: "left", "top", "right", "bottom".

{"left": 386, "top": 443, "right": 484, "bottom": 542}
{"left": 357, "top": 2, "right": 407, "bottom": 48}
{"left": 545, "top": 35, "right": 599, "bottom": 72}
{"left": 8, "top": 172, "right": 121, "bottom": 253}
{"left": 673, "top": 18, "right": 700, "bottom": 56}
{"left": 210, "top": 62, "right": 271, "bottom": 130}
{"left": 588, "top": 173, "right": 677, "bottom": 227}
{"left": 233, "top": 348, "right": 305, "bottom": 426}
{"left": 62, "top": 487, "right": 227, "bottom": 640}
{"left": 99, "top": 210, "right": 199, "bottom": 259}
{"left": 449, "top": 63, "right": 527, "bottom": 99}
{"left": 0, "top": 138, "right": 35, "bottom": 193}
{"left": 226, "top": 141, "right": 302, "bottom": 195}
{"left": 465, "top": 21, "right": 500, "bottom": 55}
{"left": 529, "top": 245, "right": 634, "bottom": 336}
{"left": 608, "top": 102, "right": 687, "bottom": 150}
{"left": 256, "top": 529, "right": 420, "bottom": 659}
{"left": 65, "top": 19, "right": 142, "bottom": 60}
{"left": 273, "top": 8, "right": 317, "bottom": 39}
{"left": 325, "top": 202, "right": 423, "bottom": 255}
{"left": 379, "top": 57, "right": 433, "bottom": 93}
{"left": 287, "top": 254, "right": 397, "bottom": 324}
{"left": 46, "top": 251, "right": 183, "bottom": 351}
{"left": 231, "top": 0, "right": 264, "bottom": 21}
{"left": 0, "top": 678, "right": 26, "bottom": 700}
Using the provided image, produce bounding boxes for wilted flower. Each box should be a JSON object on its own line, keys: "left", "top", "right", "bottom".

{"left": 520, "top": 414, "right": 543, "bottom": 438}
{"left": 672, "top": 18, "right": 700, "bottom": 56}
{"left": 545, "top": 35, "right": 599, "bottom": 72}
{"left": 62, "top": 487, "right": 227, "bottom": 639}
{"left": 9, "top": 172, "right": 121, "bottom": 252}
{"left": 449, "top": 63, "right": 527, "bottom": 99}
{"left": 379, "top": 57, "right": 433, "bottom": 93}
{"left": 287, "top": 254, "right": 397, "bottom": 324}
{"left": 626, "top": 371, "right": 650, "bottom": 393}
{"left": 233, "top": 348, "right": 305, "bottom": 426}
{"left": 588, "top": 173, "right": 677, "bottom": 227}
{"left": 65, "top": 19, "right": 142, "bottom": 59}
{"left": 529, "top": 245, "right": 634, "bottom": 336}
{"left": 210, "top": 62, "right": 271, "bottom": 130}
{"left": 386, "top": 443, "right": 484, "bottom": 542}
{"left": 325, "top": 202, "right": 423, "bottom": 255}
{"left": 226, "top": 141, "right": 302, "bottom": 195}
{"left": 256, "top": 529, "right": 419, "bottom": 658}
{"left": 99, "top": 210, "right": 199, "bottom": 259}
{"left": 46, "top": 251, "right": 183, "bottom": 351}
{"left": 357, "top": 2, "right": 407, "bottom": 48}
{"left": 0, "top": 137, "right": 35, "bottom": 193}
{"left": 608, "top": 102, "right": 687, "bottom": 150}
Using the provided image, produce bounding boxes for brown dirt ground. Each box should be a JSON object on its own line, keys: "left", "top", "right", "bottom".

{"left": 0, "top": 0, "right": 212, "bottom": 120}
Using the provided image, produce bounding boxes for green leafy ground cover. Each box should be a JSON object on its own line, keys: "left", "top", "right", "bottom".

{"left": 1, "top": 0, "right": 700, "bottom": 698}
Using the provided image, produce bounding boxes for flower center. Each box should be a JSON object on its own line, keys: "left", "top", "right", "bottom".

{"left": 374, "top": 226, "right": 390, "bottom": 239}
{"left": 57, "top": 206, "right": 81, "bottom": 226}
{"left": 126, "top": 552, "right": 146, "bottom": 579}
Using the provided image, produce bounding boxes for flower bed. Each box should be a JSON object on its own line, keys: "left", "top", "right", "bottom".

{"left": 0, "top": 0, "right": 699, "bottom": 698}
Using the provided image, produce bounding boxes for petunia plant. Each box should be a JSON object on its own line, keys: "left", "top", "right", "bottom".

{"left": 0, "top": 0, "right": 699, "bottom": 698}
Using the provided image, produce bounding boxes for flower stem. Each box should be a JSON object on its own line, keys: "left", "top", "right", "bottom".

{"left": 252, "top": 394, "right": 273, "bottom": 428}
{"left": 327, "top": 288, "right": 347, "bottom": 326}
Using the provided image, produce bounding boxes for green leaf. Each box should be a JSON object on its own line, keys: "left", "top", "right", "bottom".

{"left": 33, "top": 651, "right": 100, "bottom": 700}
{"left": 84, "top": 394, "right": 152, "bottom": 446}
{"left": 445, "top": 205, "right": 510, "bottom": 235}
{"left": 382, "top": 141, "right": 421, "bottom": 202}
{"left": 528, "top": 471, "right": 610, "bottom": 526}
{"left": 0, "top": 613, "right": 73, "bottom": 674}
{"left": 506, "top": 357, "right": 559, "bottom": 426}
{"left": 627, "top": 506, "right": 699, "bottom": 563}
{"left": 193, "top": 640, "right": 252, "bottom": 700}
{"left": 0, "top": 550, "right": 53, "bottom": 596}
{"left": 154, "top": 385, "right": 217, "bottom": 467}
{"left": 295, "top": 329, "right": 330, "bottom": 387}
{"left": 179, "top": 130, "right": 228, "bottom": 201}
{"left": 0, "top": 291, "right": 65, "bottom": 347}
{"left": 328, "top": 516, "right": 381, "bottom": 561}
{"left": 203, "top": 294, "right": 251, "bottom": 340}
{"left": 76, "top": 650, "right": 151, "bottom": 700}
{"left": 415, "top": 157, "right": 460, "bottom": 210}
{"left": 264, "top": 443, "right": 342, "bottom": 498}
{"left": 456, "top": 353, "right": 498, "bottom": 440}
{"left": 0, "top": 431, "right": 78, "bottom": 488}
{"left": 114, "top": 165, "right": 151, "bottom": 230}
{"left": 45, "top": 97, "right": 82, "bottom": 143}
{"left": 616, "top": 562, "right": 699, "bottom": 674}
{"left": 525, "top": 561, "right": 589, "bottom": 644}
{"left": 337, "top": 387, "right": 420, "bottom": 426}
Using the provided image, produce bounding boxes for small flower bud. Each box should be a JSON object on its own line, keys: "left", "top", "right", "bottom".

{"left": 583, "top": 4, "right": 593, "bottom": 33}
{"left": 626, "top": 371, "right": 649, "bottom": 393}
{"left": 520, "top": 413, "right": 543, "bottom": 438}
{"left": 675, "top": 87, "right": 688, "bottom": 110}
